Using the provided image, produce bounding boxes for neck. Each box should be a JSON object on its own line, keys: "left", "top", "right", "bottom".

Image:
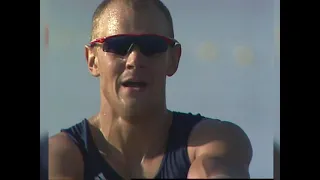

{"left": 97, "top": 99, "right": 172, "bottom": 161}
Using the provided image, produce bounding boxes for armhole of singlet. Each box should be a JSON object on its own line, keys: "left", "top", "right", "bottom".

{"left": 60, "top": 120, "right": 88, "bottom": 162}
{"left": 185, "top": 115, "right": 222, "bottom": 164}
{"left": 184, "top": 113, "right": 205, "bottom": 165}
{"left": 156, "top": 112, "right": 205, "bottom": 177}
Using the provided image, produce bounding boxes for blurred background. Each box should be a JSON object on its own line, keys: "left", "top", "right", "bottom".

{"left": 40, "top": 0, "right": 280, "bottom": 178}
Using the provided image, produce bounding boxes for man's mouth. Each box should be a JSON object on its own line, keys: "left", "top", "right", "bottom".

{"left": 121, "top": 80, "right": 148, "bottom": 89}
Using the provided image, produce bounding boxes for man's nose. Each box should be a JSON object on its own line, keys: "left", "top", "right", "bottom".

{"left": 125, "top": 44, "right": 147, "bottom": 70}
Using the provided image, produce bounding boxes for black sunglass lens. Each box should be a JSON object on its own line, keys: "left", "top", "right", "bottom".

{"left": 103, "top": 36, "right": 134, "bottom": 56}
{"left": 103, "top": 35, "right": 170, "bottom": 57}
{"left": 137, "top": 36, "right": 168, "bottom": 56}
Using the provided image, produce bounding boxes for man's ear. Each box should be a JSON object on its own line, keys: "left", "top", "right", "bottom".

{"left": 85, "top": 45, "right": 100, "bottom": 77}
{"left": 166, "top": 44, "right": 182, "bottom": 77}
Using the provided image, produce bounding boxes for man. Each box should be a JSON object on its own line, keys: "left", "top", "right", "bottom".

{"left": 48, "top": 0, "right": 252, "bottom": 179}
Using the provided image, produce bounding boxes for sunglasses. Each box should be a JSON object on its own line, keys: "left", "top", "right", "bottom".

{"left": 88, "top": 34, "right": 180, "bottom": 57}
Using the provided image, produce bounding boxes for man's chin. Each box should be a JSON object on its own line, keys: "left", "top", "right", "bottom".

{"left": 120, "top": 95, "right": 149, "bottom": 106}
{"left": 120, "top": 103, "right": 151, "bottom": 118}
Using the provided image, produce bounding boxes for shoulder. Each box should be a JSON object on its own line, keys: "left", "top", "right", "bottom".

{"left": 48, "top": 132, "right": 84, "bottom": 180}
{"left": 190, "top": 118, "right": 250, "bottom": 142}
{"left": 188, "top": 118, "right": 252, "bottom": 165}
{"left": 49, "top": 132, "right": 81, "bottom": 154}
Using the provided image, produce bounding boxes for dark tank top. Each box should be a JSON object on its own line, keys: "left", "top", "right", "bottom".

{"left": 61, "top": 112, "right": 205, "bottom": 179}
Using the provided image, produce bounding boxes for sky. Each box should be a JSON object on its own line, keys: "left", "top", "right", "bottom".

{"left": 40, "top": 0, "right": 280, "bottom": 178}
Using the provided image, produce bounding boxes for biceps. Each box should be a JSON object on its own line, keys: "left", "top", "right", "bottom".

{"left": 49, "top": 152, "right": 83, "bottom": 180}
{"left": 48, "top": 137, "right": 84, "bottom": 180}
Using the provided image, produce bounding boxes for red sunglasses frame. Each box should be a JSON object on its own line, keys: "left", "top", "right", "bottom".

{"left": 88, "top": 33, "right": 180, "bottom": 48}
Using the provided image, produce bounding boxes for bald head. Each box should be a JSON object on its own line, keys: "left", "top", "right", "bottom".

{"left": 90, "top": 0, "right": 174, "bottom": 40}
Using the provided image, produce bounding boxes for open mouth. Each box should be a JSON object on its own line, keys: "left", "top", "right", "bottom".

{"left": 121, "top": 80, "right": 148, "bottom": 88}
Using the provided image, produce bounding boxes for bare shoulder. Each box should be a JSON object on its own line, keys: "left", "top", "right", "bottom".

{"left": 49, "top": 132, "right": 84, "bottom": 180}
{"left": 188, "top": 118, "right": 252, "bottom": 165}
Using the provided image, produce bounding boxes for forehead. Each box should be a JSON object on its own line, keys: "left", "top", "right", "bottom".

{"left": 95, "top": 3, "right": 170, "bottom": 38}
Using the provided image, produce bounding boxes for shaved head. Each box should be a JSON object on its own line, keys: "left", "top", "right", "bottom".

{"left": 90, "top": 0, "right": 174, "bottom": 40}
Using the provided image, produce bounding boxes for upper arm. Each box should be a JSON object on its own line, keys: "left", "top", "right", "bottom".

{"left": 49, "top": 132, "right": 84, "bottom": 180}
{"left": 188, "top": 119, "right": 252, "bottom": 178}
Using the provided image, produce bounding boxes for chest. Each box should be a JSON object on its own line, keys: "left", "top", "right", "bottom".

{"left": 101, "top": 151, "right": 166, "bottom": 179}
{"left": 86, "top": 147, "right": 194, "bottom": 180}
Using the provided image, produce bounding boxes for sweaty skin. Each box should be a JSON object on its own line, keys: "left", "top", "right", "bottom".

{"left": 48, "top": 1, "right": 252, "bottom": 179}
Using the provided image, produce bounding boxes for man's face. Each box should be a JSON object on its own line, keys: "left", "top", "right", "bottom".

{"left": 85, "top": 2, "right": 181, "bottom": 117}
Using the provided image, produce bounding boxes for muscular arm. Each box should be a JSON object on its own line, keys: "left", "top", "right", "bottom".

{"left": 187, "top": 120, "right": 252, "bottom": 179}
{"left": 49, "top": 133, "right": 84, "bottom": 180}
